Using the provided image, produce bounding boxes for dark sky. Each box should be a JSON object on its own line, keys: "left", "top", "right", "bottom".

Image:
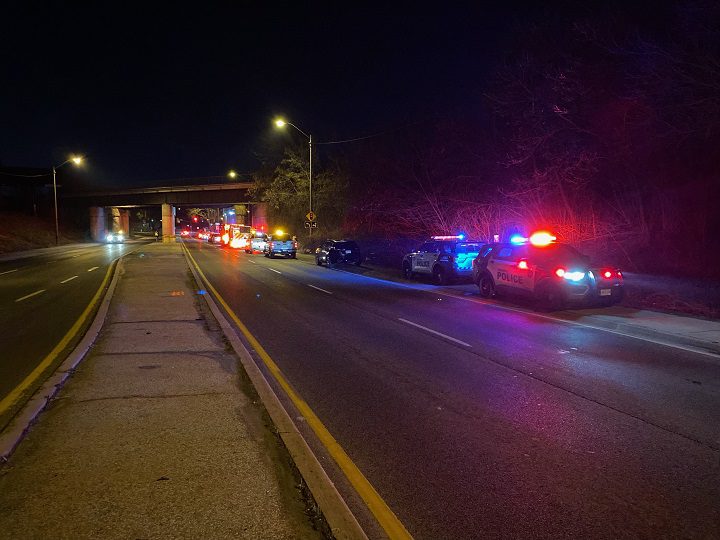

{"left": 1, "top": 3, "right": 567, "bottom": 187}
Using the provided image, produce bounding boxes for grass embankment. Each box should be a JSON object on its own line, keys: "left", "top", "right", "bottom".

{"left": 0, "top": 212, "right": 87, "bottom": 254}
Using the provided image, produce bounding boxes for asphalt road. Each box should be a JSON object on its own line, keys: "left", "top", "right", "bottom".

{"left": 0, "top": 241, "right": 147, "bottom": 426}
{"left": 196, "top": 240, "right": 719, "bottom": 538}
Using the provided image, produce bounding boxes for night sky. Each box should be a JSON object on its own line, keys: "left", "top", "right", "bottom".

{"left": 2, "top": 2, "right": 651, "bottom": 187}
{"left": 1, "top": 3, "right": 537, "bottom": 186}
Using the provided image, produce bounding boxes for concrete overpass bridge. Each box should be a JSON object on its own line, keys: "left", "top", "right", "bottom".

{"left": 64, "top": 182, "right": 262, "bottom": 241}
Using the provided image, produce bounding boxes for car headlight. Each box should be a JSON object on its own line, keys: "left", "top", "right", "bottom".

{"left": 106, "top": 234, "right": 113, "bottom": 241}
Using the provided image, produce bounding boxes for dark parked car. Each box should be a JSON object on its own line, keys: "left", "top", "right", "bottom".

{"left": 315, "top": 240, "right": 363, "bottom": 266}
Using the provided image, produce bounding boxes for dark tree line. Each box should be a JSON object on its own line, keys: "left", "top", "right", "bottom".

{"left": 253, "top": 2, "right": 720, "bottom": 277}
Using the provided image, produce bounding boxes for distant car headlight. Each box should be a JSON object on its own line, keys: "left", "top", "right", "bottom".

{"left": 106, "top": 234, "right": 113, "bottom": 241}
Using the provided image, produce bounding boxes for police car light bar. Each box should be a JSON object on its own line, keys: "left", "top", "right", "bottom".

{"left": 529, "top": 231, "right": 556, "bottom": 246}
{"left": 431, "top": 235, "right": 464, "bottom": 240}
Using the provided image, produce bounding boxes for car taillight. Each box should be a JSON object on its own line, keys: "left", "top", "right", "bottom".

{"left": 517, "top": 259, "right": 529, "bottom": 270}
{"left": 600, "top": 268, "right": 622, "bottom": 280}
{"left": 293, "top": 241, "right": 298, "bottom": 249}
{"left": 269, "top": 242, "right": 274, "bottom": 249}
{"left": 555, "top": 267, "right": 566, "bottom": 278}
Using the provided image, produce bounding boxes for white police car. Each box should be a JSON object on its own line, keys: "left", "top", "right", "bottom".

{"left": 402, "top": 235, "right": 484, "bottom": 285}
{"left": 472, "top": 231, "right": 624, "bottom": 309}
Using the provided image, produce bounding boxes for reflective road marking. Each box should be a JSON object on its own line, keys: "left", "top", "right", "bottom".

{"left": 60, "top": 276, "right": 78, "bottom": 283}
{"left": 15, "top": 290, "right": 46, "bottom": 303}
{"left": 0, "top": 269, "right": 18, "bottom": 276}
{"left": 308, "top": 284, "right": 333, "bottom": 295}
{"left": 88, "top": 266, "right": 99, "bottom": 272}
{"left": 268, "top": 268, "right": 282, "bottom": 274}
{"left": 398, "top": 318, "right": 472, "bottom": 347}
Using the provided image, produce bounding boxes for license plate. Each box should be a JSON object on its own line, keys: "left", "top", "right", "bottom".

{"left": 600, "top": 289, "right": 611, "bottom": 296}
{"left": 345, "top": 250, "right": 352, "bottom": 254}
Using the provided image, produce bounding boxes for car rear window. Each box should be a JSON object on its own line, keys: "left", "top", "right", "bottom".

{"left": 335, "top": 241, "right": 358, "bottom": 250}
{"left": 531, "top": 244, "right": 588, "bottom": 266}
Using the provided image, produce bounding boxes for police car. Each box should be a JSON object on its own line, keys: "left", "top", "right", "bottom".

{"left": 402, "top": 235, "right": 484, "bottom": 285}
{"left": 472, "top": 231, "right": 624, "bottom": 309}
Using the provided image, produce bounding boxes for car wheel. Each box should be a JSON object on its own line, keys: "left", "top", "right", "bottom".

{"left": 477, "top": 272, "right": 495, "bottom": 298}
{"left": 537, "top": 283, "right": 565, "bottom": 311}
{"left": 402, "top": 262, "right": 413, "bottom": 279}
{"left": 291, "top": 253, "right": 297, "bottom": 259}
{"left": 316, "top": 256, "right": 322, "bottom": 265}
{"left": 432, "top": 266, "right": 448, "bottom": 285}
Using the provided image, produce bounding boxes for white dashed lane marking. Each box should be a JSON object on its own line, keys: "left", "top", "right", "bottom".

{"left": 15, "top": 290, "right": 46, "bottom": 303}
{"left": 60, "top": 276, "right": 79, "bottom": 283}
{"left": 268, "top": 268, "right": 282, "bottom": 274}
{"left": 0, "top": 269, "right": 18, "bottom": 276}
{"left": 308, "top": 284, "right": 333, "bottom": 295}
{"left": 88, "top": 266, "right": 99, "bottom": 272}
{"left": 398, "top": 318, "right": 472, "bottom": 347}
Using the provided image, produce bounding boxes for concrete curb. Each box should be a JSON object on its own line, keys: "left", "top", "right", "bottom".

{"left": 182, "top": 247, "right": 369, "bottom": 540}
{"left": 0, "top": 258, "right": 123, "bottom": 462}
{"left": 554, "top": 313, "right": 720, "bottom": 358}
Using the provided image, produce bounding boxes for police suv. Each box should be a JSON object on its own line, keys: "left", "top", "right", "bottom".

{"left": 472, "top": 231, "right": 624, "bottom": 309}
{"left": 402, "top": 235, "right": 484, "bottom": 285}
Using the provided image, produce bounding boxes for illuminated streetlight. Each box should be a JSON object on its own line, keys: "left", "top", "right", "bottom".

{"left": 273, "top": 118, "right": 313, "bottom": 235}
{"left": 228, "top": 170, "right": 237, "bottom": 179}
{"left": 52, "top": 155, "right": 84, "bottom": 245}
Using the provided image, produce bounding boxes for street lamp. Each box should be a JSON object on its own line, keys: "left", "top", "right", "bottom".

{"left": 274, "top": 118, "right": 313, "bottom": 234}
{"left": 52, "top": 155, "right": 84, "bottom": 245}
{"left": 227, "top": 170, "right": 238, "bottom": 179}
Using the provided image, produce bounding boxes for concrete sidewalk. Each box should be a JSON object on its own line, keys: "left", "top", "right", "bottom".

{"left": 0, "top": 244, "right": 322, "bottom": 539}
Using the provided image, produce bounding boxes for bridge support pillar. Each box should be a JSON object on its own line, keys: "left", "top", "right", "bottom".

{"left": 161, "top": 203, "right": 176, "bottom": 242}
{"left": 110, "top": 207, "right": 121, "bottom": 233}
{"left": 119, "top": 209, "right": 130, "bottom": 236}
{"left": 89, "top": 207, "right": 105, "bottom": 242}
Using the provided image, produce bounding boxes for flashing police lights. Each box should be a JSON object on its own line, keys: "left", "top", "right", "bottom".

{"left": 431, "top": 235, "right": 465, "bottom": 241}
{"left": 529, "top": 231, "right": 556, "bottom": 246}
{"left": 509, "top": 230, "right": 557, "bottom": 247}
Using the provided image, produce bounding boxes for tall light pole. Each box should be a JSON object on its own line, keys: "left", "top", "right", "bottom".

{"left": 52, "top": 155, "right": 84, "bottom": 245}
{"left": 274, "top": 118, "right": 313, "bottom": 236}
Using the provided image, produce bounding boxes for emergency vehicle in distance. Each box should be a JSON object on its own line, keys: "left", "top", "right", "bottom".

{"left": 222, "top": 224, "right": 253, "bottom": 249}
{"left": 402, "top": 235, "right": 484, "bottom": 285}
{"left": 472, "top": 231, "right": 624, "bottom": 309}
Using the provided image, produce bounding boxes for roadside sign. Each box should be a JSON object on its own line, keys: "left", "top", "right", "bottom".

{"left": 304, "top": 221, "right": 318, "bottom": 229}
{"left": 306, "top": 211, "right": 316, "bottom": 221}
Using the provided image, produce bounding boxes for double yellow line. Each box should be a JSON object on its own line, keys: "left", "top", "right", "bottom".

{"left": 184, "top": 246, "right": 412, "bottom": 540}
{"left": 0, "top": 263, "right": 115, "bottom": 419}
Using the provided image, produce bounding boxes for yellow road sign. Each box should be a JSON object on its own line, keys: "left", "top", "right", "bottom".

{"left": 306, "top": 211, "right": 316, "bottom": 221}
